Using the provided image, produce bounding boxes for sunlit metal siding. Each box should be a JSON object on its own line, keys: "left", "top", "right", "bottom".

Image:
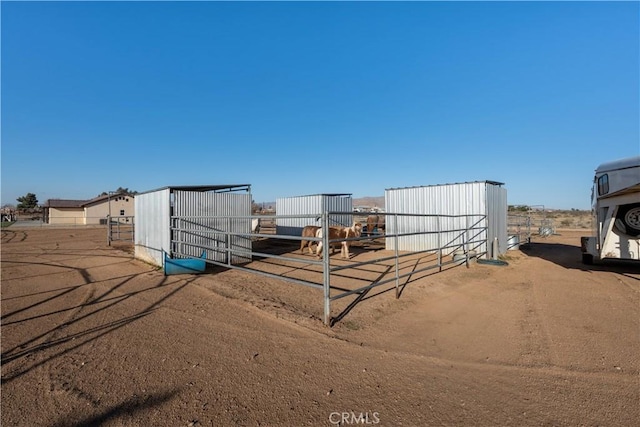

{"left": 276, "top": 194, "right": 353, "bottom": 235}
{"left": 134, "top": 188, "right": 171, "bottom": 267}
{"left": 173, "top": 190, "right": 251, "bottom": 264}
{"left": 485, "top": 183, "right": 508, "bottom": 255}
{"left": 385, "top": 182, "right": 507, "bottom": 256}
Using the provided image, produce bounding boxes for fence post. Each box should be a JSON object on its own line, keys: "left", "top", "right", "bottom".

{"left": 394, "top": 213, "right": 400, "bottom": 299}
{"left": 437, "top": 215, "right": 442, "bottom": 272}
{"left": 174, "top": 217, "right": 178, "bottom": 256}
{"left": 172, "top": 217, "right": 177, "bottom": 256}
{"left": 465, "top": 215, "right": 470, "bottom": 268}
{"left": 322, "top": 211, "right": 331, "bottom": 326}
{"left": 227, "top": 216, "right": 232, "bottom": 266}
{"left": 107, "top": 215, "right": 111, "bottom": 246}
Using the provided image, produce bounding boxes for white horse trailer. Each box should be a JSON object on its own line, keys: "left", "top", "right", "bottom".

{"left": 581, "top": 156, "right": 640, "bottom": 264}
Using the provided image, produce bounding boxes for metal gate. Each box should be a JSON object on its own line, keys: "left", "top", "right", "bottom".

{"left": 107, "top": 215, "right": 134, "bottom": 245}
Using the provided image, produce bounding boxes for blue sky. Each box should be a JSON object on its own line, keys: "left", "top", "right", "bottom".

{"left": 2, "top": 1, "right": 638, "bottom": 210}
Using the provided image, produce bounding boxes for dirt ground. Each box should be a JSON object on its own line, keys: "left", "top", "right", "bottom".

{"left": 1, "top": 226, "right": 638, "bottom": 426}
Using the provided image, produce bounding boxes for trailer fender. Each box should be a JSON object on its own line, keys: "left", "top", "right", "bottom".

{"left": 614, "top": 203, "right": 640, "bottom": 237}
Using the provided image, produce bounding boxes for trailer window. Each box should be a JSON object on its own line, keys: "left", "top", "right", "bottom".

{"left": 598, "top": 174, "right": 609, "bottom": 196}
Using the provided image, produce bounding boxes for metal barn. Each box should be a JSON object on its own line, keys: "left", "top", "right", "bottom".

{"left": 275, "top": 194, "right": 353, "bottom": 235}
{"left": 134, "top": 185, "right": 252, "bottom": 268}
{"left": 385, "top": 181, "right": 508, "bottom": 257}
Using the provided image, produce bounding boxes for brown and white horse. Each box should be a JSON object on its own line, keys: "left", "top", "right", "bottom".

{"left": 300, "top": 225, "right": 321, "bottom": 254}
{"left": 315, "top": 222, "right": 363, "bottom": 259}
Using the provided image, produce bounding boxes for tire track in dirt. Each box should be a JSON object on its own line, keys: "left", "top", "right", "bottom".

{"left": 1, "top": 229, "right": 28, "bottom": 243}
{"left": 48, "top": 357, "right": 103, "bottom": 408}
{"left": 4, "top": 248, "right": 142, "bottom": 390}
{"left": 42, "top": 283, "right": 99, "bottom": 407}
{"left": 1, "top": 281, "right": 101, "bottom": 421}
{"left": 1, "top": 284, "right": 96, "bottom": 362}
{"left": 37, "top": 271, "right": 195, "bottom": 421}
{"left": 37, "top": 271, "right": 161, "bottom": 409}
{"left": 517, "top": 279, "right": 556, "bottom": 367}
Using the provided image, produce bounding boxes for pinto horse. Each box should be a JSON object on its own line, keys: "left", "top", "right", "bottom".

{"left": 315, "top": 222, "right": 363, "bottom": 259}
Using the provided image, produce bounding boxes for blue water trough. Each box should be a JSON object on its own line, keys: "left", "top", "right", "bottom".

{"left": 164, "top": 250, "right": 207, "bottom": 275}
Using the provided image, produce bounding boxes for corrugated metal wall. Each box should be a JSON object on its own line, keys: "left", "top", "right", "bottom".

{"left": 134, "top": 188, "right": 171, "bottom": 267}
{"left": 173, "top": 190, "right": 252, "bottom": 264}
{"left": 384, "top": 182, "right": 507, "bottom": 256}
{"left": 275, "top": 195, "right": 353, "bottom": 235}
{"left": 486, "top": 183, "right": 508, "bottom": 255}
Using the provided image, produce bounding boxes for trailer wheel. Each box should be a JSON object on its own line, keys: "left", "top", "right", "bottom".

{"left": 581, "top": 253, "right": 594, "bottom": 265}
{"left": 615, "top": 203, "right": 640, "bottom": 236}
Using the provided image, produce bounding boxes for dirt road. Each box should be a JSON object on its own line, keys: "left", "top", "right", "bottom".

{"left": 1, "top": 226, "right": 638, "bottom": 426}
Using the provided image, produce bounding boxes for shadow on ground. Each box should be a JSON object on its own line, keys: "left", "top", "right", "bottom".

{"left": 521, "top": 241, "right": 640, "bottom": 276}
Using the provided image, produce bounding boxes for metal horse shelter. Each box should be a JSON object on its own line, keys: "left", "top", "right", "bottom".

{"left": 134, "top": 185, "right": 253, "bottom": 268}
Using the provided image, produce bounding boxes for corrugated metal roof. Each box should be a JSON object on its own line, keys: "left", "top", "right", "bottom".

{"left": 385, "top": 180, "right": 504, "bottom": 191}
{"left": 280, "top": 193, "right": 352, "bottom": 198}
{"left": 137, "top": 185, "right": 251, "bottom": 196}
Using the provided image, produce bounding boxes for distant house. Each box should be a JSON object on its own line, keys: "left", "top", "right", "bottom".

{"left": 44, "top": 194, "right": 135, "bottom": 225}
{"left": 44, "top": 199, "right": 85, "bottom": 225}
{"left": 84, "top": 194, "right": 134, "bottom": 224}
